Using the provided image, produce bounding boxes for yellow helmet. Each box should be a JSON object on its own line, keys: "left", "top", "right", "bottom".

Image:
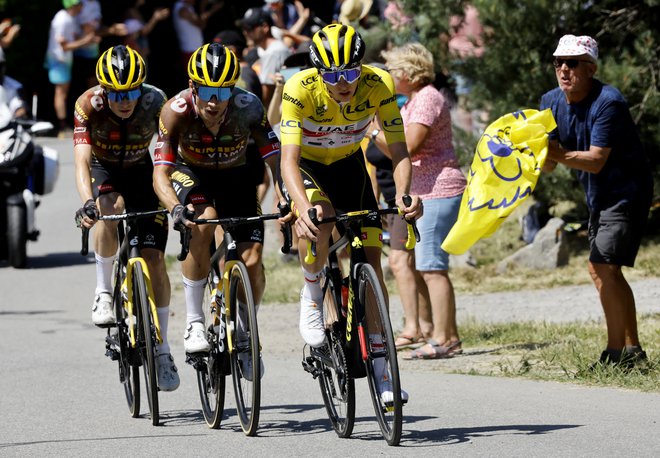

{"left": 95, "top": 45, "right": 146, "bottom": 90}
{"left": 188, "top": 43, "right": 240, "bottom": 87}
{"left": 309, "top": 24, "right": 365, "bottom": 71}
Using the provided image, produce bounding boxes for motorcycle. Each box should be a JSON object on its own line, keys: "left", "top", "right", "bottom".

{"left": 0, "top": 87, "right": 59, "bottom": 268}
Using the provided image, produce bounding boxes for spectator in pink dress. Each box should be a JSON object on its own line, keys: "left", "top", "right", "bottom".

{"left": 375, "top": 42, "right": 467, "bottom": 359}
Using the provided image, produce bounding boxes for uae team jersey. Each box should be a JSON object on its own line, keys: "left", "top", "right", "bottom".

{"left": 73, "top": 84, "right": 166, "bottom": 166}
{"left": 154, "top": 87, "right": 280, "bottom": 170}
{"left": 280, "top": 65, "right": 405, "bottom": 165}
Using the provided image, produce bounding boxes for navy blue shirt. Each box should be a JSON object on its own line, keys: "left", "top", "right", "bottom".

{"left": 540, "top": 79, "right": 652, "bottom": 213}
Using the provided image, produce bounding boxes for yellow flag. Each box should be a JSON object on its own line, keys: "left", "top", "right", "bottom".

{"left": 442, "top": 109, "right": 557, "bottom": 255}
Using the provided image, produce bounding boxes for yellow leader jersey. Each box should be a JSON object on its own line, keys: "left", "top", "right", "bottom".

{"left": 280, "top": 65, "right": 406, "bottom": 165}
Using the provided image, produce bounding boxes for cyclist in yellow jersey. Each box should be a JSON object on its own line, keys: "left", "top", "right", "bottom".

{"left": 279, "top": 24, "right": 422, "bottom": 404}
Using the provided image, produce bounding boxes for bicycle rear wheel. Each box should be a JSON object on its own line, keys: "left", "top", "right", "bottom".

{"left": 228, "top": 262, "right": 260, "bottom": 436}
{"left": 197, "top": 279, "right": 226, "bottom": 429}
{"left": 358, "top": 263, "right": 403, "bottom": 446}
{"left": 112, "top": 266, "right": 140, "bottom": 418}
{"left": 317, "top": 269, "right": 355, "bottom": 438}
{"left": 134, "top": 263, "right": 159, "bottom": 426}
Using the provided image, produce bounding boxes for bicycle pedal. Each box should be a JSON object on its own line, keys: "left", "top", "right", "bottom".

{"left": 185, "top": 353, "right": 207, "bottom": 371}
{"left": 301, "top": 356, "right": 319, "bottom": 378}
{"left": 105, "top": 348, "right": 119, "bottom": 361}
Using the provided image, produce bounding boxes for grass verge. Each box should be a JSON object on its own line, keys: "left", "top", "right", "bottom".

{"left": 447, "top": 314, "right": 660, "bottom": 392}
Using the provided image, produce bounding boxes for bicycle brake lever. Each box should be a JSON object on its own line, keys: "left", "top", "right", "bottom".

{"left": 304, "top": 207, "right": 319, "bottom": 264}
{"left": 402, "top": 194, "right": 421, "bottom": 243}
{"left": 177, "top": 228, "right": 192, "bottom": 261}
{"left": 80, "top": 227, "right": 89, "bottom": 256}
{"left": 278, "top": 201, "right": 292, "bottom": 254}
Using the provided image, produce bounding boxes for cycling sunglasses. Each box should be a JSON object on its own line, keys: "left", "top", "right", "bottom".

{"left": 320, "top": 68, "right": 362, "bottom": 85}
{"left": 195, "top": 85, "right": 233, "bottom": 102}
{"left": 106, "top": 87, "right": 142, "bottom": 102}
{"left": 552, "top": 58, "right": 592, "bottom": 69}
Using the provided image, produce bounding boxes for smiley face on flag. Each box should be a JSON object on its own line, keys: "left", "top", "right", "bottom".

{"left": 442, "top": 109, "right": 557, "bottom": 255}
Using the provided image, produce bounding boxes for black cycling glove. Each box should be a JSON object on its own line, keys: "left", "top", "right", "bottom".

{"left": 75, "top": 199, "right": 98, "bottom": 227}
{"left": 171, "top": 204, "right": 194, "bottom": 232}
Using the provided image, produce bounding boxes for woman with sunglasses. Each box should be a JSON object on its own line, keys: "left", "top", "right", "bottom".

{"left": 152, "top": 43, "right": 283, "bottom": 370}
{"left": 73, "top": 45, "right": 180, "bottom": 392}
{"left": 279, "top": 24, "right": 422, "bottom": 404}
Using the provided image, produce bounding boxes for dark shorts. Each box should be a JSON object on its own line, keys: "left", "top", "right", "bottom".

{"left": 280, "top": 151, "right": 382, "bottom": 245}
{"left": 91, "top": 159, "right": 168, "bottom": 252}
{"left": 171, "top": 162, "right": 264, "bottom": 244}
{"left": 588, "top": 203, "right": 649, "bottom": 267}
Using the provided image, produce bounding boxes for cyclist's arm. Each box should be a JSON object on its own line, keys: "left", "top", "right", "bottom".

{"left": 280, "top": 143, "right": 320, "bottom": 239}
{"left": 390, "top": 141, "right": 423, "bottom": 219}
{"left": 74, "top": 143, "right": 94, "bottom": 204}
{"left": 73, "top": 97, "right": 94, "bottom": 205}
{"left": 153, "top": 104, "right": 183, "bottom": 214}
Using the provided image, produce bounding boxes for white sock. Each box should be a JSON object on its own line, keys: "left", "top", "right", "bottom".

{"left": 301, "top": 269, "right": 323, "bottom": 305}
{"left": 156, "top": 306, "right": 170, "bottom": 355}
{"left": 94, "top": 254, "right": 116, "bottom": 295}
{"left": 183, "top": 276, "right": 207, "bottom": 325}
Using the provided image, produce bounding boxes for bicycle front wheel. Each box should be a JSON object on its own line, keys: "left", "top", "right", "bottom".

{"left": 113, "top": 265, "right": 140, "bottom": 417}
{"left": 197, "top": 279, "right": 226, "bottom": 428}
{"left": 134, "top": 262, "right": 159, "bottom": 426}
{"left": 358, "top": 263, "right": 403, "bottom": 446}
{"left": 317, "top": 269, "right": 355, "bottom": 438}
{"left": 228, "top": 262, "right": 260, "bottom": 436}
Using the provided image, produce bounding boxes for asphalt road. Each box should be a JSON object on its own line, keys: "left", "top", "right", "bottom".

{"left": 1, "top": 137, "right": 658, "bottom": 457}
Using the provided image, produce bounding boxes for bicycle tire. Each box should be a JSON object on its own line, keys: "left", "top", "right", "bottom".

{"left": 358, "top": 263, "right": 403, "bottom": 446}
{"left": 113, "top": 263, "right": 140, "bottom": 418}
{"left": 317, "top": 269, "right": 355, "bottom": 438}
{"left": 134, "top": 262, "right": 160, "bottom": 426}
{"left": 228, "top": 262, "right": 260, "bottom": 436}
{"left": 197, "top": 278, "right": 226, "bottom": 429}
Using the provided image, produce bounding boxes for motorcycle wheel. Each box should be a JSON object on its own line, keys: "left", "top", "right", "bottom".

{"left": 7, "top": 205, "right": 27, "bottom": 268}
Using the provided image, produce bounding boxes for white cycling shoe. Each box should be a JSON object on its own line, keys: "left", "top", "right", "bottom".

{"left": 299, "top": 291, "right": 326, "bottom": 347}
{"left": 156, "top": 353, "right": 180, "bottom": 392}
{"left": 184, "top": 322, "right": 211, "bottom": 353}
{"left": 92, "top": 292, "right": 115, "bottom": 326}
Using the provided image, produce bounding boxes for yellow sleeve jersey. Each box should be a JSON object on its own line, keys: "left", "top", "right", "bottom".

{"left": 280, "top": 64, "right": 405, "bottom": 165}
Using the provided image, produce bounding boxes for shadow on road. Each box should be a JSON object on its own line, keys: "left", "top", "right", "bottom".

{"left": 401, "top": 423, "right": 582, "bottom": 446}
{"left": 0, "top": 252, "right": 94, "bottom": 270}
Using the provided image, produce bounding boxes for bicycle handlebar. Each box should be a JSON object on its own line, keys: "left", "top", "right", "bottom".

{"left": 176, "top": 210, "right": 292, "bottom": 261}
{"left": 79, "top": 209, "right": 169, "bottom": 257}
{"left": 303, "top": 194, "right": 421, "bottom": 265}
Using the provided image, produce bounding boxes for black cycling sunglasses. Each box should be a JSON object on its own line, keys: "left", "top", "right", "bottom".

{"left": 553, "top": 58, "right": 592, "bottom": 69}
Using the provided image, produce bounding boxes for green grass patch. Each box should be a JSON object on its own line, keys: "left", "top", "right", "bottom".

{"left": 454, "top": 314, "right": 660, "bottom": 392}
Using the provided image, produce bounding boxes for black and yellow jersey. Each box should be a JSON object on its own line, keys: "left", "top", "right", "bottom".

{"left": 280, "top": 65, "right": 405, "bottom": 165}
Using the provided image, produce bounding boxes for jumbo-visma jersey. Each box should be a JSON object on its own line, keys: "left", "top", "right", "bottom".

{"left": 280, "top": 65, "right": 405, "bottom": 165}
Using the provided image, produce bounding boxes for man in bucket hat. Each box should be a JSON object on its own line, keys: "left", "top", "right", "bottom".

{"left": 541, "top": 34, "right": 653, "bottom": 369}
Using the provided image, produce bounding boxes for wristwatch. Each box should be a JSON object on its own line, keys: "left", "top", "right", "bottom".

{"left": 370, "top": 128, "right": 380, "bottom": 140}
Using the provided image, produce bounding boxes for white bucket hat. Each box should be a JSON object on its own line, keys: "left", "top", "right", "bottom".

{"left": 553, "top": 35, "right": 598, "bottom": 62}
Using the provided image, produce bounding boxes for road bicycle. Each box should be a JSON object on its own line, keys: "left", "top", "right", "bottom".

{"left": 178, "top": 204, "right": 291, "bottom": 435}
{"left": 301, "top": 196, "right": 419, "bottom": 446}
{"left": 81, "top": 209, "right": 168, "bottom": 426}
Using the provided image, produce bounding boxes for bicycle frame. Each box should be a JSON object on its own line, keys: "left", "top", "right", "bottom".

{"left": 84, "top": 210, "right": 168, "bottom": 347}
{"left": 207, "top": 229, "right": 243, "bottom": 356}
{"left": 306, "top": 205, "right": 419, "bottom": 361}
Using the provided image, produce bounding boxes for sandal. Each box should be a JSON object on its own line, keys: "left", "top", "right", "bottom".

{"left": 395, "top": 334, "right": 426, "bottom": 350}
{"left": 403, "top": 339, "right": 463, "bottom": 360}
